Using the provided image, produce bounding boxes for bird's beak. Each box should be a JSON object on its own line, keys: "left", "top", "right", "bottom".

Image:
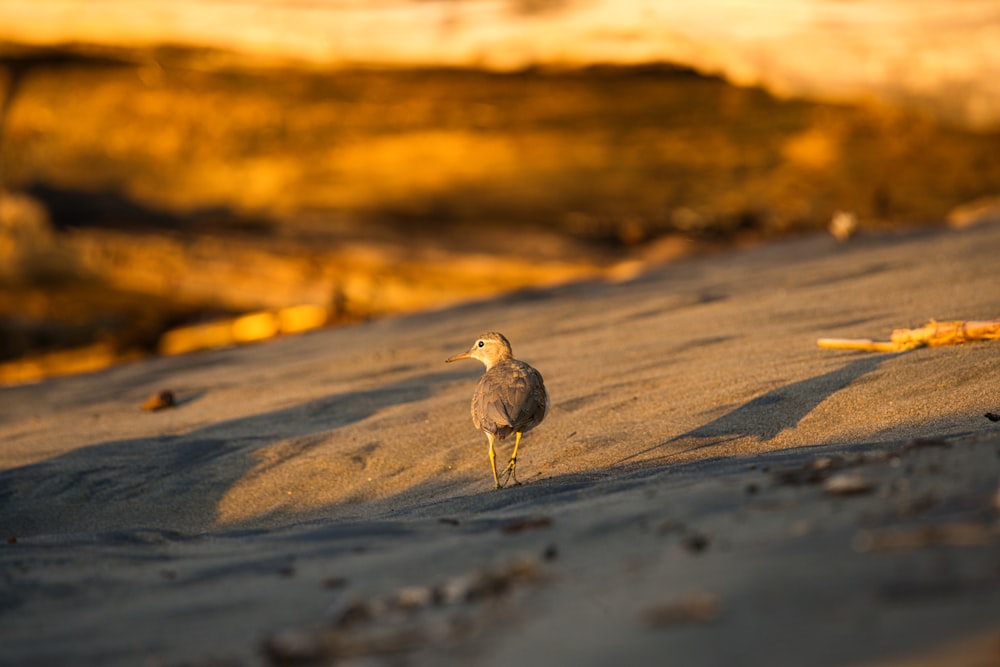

{"left": 446, "top": 351, "right": 471, "bottom": 363}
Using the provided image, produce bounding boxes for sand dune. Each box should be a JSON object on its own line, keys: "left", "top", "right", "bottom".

{"left": 2, "top": 222, "right": 999, "bottom": 665}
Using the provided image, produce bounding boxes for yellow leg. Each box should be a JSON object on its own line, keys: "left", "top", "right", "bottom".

{"left": 487, "top": 433, "right": 501, "bottom": 489}
{"left": 502, "top": 431, "right": 523, "bottom": 487}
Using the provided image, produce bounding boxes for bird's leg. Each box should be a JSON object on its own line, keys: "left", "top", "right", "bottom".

{"left": 487, "top": 433, "right": 502, "bottom": 489}
{"left": 502, "top": 431, "right": 522, "bottom": 487}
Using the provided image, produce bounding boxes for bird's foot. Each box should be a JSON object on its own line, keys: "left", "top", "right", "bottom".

{"left": 500, "top": 459, "right": 520, "bottom": 487}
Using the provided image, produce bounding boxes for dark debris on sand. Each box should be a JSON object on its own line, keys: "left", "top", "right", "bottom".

{"left": 261, "top": 556, "right": 546, "bottom": 666}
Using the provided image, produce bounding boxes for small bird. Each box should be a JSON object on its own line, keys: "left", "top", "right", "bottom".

{"left": 446, "top": 332, "right": 549, "bottom": 489}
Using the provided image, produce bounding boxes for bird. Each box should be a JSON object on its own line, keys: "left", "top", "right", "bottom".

{"left": 446, "top": 332, "right": 549, "bottom": 489}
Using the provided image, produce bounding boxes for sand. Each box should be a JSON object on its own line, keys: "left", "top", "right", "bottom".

{"left": 2, "top": 222, "right": 999, "bottom": 666}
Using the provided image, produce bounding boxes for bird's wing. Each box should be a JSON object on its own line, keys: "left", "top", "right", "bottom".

{"left": 472, "top": 376, "right": 514, "bottom": 437}
{"left": 508, "top": 365, "right": 547, "bottom": 428}
{"left": 473, "top": 362, "right": 546, "bottom": 438}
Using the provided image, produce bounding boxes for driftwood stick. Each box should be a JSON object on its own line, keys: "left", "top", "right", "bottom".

{"left": 815, "top": 338, "right": 909, "bottom": 352}
{"left": 818, "top": 318, "right": 1000, "bottom": 352}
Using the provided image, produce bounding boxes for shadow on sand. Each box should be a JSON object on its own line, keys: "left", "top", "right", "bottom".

{"left": 0, "top": 351, "right": 915, "bottom": 539}
{"left": 0, "top": 369, "right": 462, "bottom": 537}
{"left": 616, "top": 352, "right": 902, "bottom": 467}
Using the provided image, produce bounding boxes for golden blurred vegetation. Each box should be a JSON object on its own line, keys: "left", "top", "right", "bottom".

{"left": 2, "top": 47, "right": 999, "bottom": 382}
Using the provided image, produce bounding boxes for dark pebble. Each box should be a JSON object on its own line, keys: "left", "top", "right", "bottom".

{"left": 142, "top": 390, "right": 176, "bottom": 412}
{"left": 681, "top": 532, "right": 710, "bottom": 553}
{"left": 500, "top": 516, "right": 553, "bottom": 534}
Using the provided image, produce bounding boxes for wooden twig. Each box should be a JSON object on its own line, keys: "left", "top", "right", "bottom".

{"left": 817, "top": 318, "right": 1000, "bottom": 352}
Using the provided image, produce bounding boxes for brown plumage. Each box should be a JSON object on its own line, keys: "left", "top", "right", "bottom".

{"left": 446, "top": 332, "right": 549, "bottom": 489}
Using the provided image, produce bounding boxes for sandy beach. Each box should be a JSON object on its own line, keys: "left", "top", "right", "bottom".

{"left": 2, "top": 221, "right": 999, "bottom": 666}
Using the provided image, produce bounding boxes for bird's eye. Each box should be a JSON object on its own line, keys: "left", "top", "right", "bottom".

{"left": 477, "top": 340, "right": 485, "bottom": 348}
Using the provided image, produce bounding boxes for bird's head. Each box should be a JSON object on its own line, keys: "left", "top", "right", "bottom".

{"left": 446, "top": 332, "right": 513, "bottom": 370}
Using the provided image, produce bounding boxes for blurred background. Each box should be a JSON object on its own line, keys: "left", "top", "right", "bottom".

{"left": 1, "top": 0, "right": 999, "bottom": 383}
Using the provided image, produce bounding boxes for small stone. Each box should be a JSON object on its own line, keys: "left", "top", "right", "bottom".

{"left": 394, "top": 585, "right": 434, "bottom": 611}
{"left": 500, "top": 516, "right": 553, "bottom": 534}
{"left": 261, "top": 629, "right": 324, "bottom": 663}
{"left": 680, "top": 532, "right": 710, "bottom": 553}
{"left": 829, "top": 210, "right": 859, "bottom": 241}
{"left": 435, "top": 575, "right": 475, "bottom": 605}
{"left": 465, "top": 559, "right": 541, "bottom": 602}
{"left": 823, "top": 473, "right": 874, "bottom": 496}
{"left": 641, "top": 592, "right": 722, "bottom": 627}
{"left": 142, "top": 390, "right": 176, "bottom": 412}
